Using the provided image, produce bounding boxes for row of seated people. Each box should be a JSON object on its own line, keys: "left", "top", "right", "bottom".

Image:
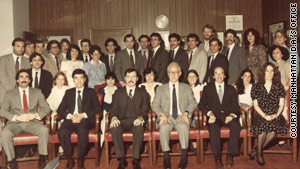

{"left": 0, "top": 60, "right": 293, "bottom": 169}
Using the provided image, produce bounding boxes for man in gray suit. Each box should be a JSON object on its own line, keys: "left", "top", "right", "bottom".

{"left": 114, "top": 34, "right": 144, "bottom": 86}
{"left": 43, "top": 40, "right": 65, "bottom": 77}
{"left": 0, "top": 70, "right": 51, "bottom": 169}
{"left": 187, "top": 33, "right": 208, "bottom": 83}
{"left": 152, "top": 62, "right": 197, "bottom": 169}
{"left": 221, "top": 29, "right": 247, "bottom": 85}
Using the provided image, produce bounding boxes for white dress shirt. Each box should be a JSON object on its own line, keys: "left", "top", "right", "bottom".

{"left": 66, "top": 87, "right": 88, "bottom": 119}
{"left": 31, "top": 68, "right": 41, "bottom": 88}
{"left": 169, "top": 81, "right": 182, "bottom": 116}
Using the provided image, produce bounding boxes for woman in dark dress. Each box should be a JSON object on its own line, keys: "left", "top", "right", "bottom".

{"left": 249, "top": 63, "right": 288, "bottom": 166}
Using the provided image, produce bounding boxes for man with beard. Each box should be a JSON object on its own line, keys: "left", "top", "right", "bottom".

{"left": 199, "top": 24, "right": 217, "bottom": 56}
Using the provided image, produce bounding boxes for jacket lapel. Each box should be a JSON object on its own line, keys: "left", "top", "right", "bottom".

{"left": 229, "top": 45, "right": 238, "bottom": 62}
{"left": 212, "top": 83, "right": 222, "bottom": 105}
{"left": 14, "top": 88, "right": 23, "bottom": 110}
{"left": 28, "top": 88, "right": 34, "bottom": 110}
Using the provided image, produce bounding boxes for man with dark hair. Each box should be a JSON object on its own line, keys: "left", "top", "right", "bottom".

{"left": 199, "top": 24, "right": 217, "bottom": 56}
{"left": 114, "top": 34, "right": 144, "bottom": 86}
{"left": 138, "top": 35, "right": 152, "bottom": 69}
{"left": 199, "top": 66, "right": 241, "bottom": 169}
{"left": 101, "top": 38, "right": 118, "bottom": 73}
{"left": 24, "top": 40, "right": 35, "bottom": 59}
{"left": 57, "top": 69, "right": 101, "bottom": 169}
{"left": 60, "top": 38, "right": 71, "bottom": 60}
{"left": 44, "top": 40, "right": 65, "bottom": 77}
{"left": 168, "top": 33, "right": 189, "bottom": 82}
{"left": 222, "top": 29, "right": 247, "bottom": 85}
{"left": 0, "top": 70, "right": 51, "bottom": 169}
{"left": 187, "top": 33, "right": 207, "bottom": 83}
{"left": 81, "top": 39, "right": 92, "bottom": 63}
{"left": 149, "top": 32, "right": 170, "bottom": 83}
{"left": 35, "top": 40, "right": 45, "bottom": 56}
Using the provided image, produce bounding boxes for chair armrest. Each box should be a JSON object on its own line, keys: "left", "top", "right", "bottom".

{"left": 247, "top": 107, "right": 254, "bottom": 129}
{"left": 147, "top": 111, "right": 152, "bottom": 132}
{"left": 43, "top": 114, "right": 51, "bottom": 132}
{"left": 52, "top": 114, "right": 62, "bottom": 134}
{"left": 193, "top": 110, "right": 201, "bottom": 130}
{"left": 95, "top": 112, "right": 101, "bottom": 133}
{"left": 105, "top": 112, "right": 111, "bottom": 133}
{"left": 239, "top": 108, "right": 246, "bottom": 129}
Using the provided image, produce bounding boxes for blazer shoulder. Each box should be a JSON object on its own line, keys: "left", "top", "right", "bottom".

{"left": 42, "top": 69, "right": 52, "bottom": 76}
{"left": 179, "top": 82, "right": 190, "bottom": 89}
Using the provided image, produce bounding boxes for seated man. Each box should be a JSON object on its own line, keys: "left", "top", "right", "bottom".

{"left": 57, "top": 69, "right": 101, "bottom": 169}
{"left": 0, "top": 70, "right": 51, "bottom": 169}
{"left": 152, "top": 62, "right": 198, "bottom": 169}
{"left": 199, "top": 66, "right": 241, "bottom": 169}
{"left": 110, "top": 68, "right": 149, "bottom": 169}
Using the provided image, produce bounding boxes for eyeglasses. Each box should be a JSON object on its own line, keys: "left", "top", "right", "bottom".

{"left": 168, "top": 71, "right": 180, "bottom": 75}
{"left": 51, "top": 46, "right": 59, "bottom": 49}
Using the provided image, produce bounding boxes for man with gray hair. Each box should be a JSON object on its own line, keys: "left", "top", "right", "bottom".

{"left": 152, "top": 62, "right": 197, "bottom": 169}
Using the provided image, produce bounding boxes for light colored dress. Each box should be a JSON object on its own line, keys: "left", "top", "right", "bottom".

{"left": 60, "top": 60, "right": 84, "bottom": 87}
{"left": 139, "top": 82, "right": 162, "bottom": 105}
{"left": 238, "top": 84, "right": 253, "bottom": 108}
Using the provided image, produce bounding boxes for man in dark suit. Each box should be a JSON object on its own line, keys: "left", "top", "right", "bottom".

{"left": 138, "top": 35, "right": 152, "bottom": 69}
{"left": 203, "top": 38, "right": 229, "bottom": 83}
{"left": 81, "top": 39, "right": 92, "bottom": 63}
{"left": 0, "top": 70, "right": 51, "bottom": 169}
{"left": 110, "top": 68, "right": 149, "bottom": 169}
{"left": 149, "top": 33, "right": 170, "bottom": 84}
{"left": 101, "top": 38, "right": 119, "bottom": 73}
{"left": 114, "top": 34, "right": 144, "bottom": 86}
{"left": 57, "top": 69, "right": 102, "bottom": 169}
{"left": 168, "top": 33, "right": 189, "bottom": 82}
{"left": 199, "top": 66, "right": 241, "bottom": 169}
{"left": 221, "top": 29, "right": 247, "bottom": 85}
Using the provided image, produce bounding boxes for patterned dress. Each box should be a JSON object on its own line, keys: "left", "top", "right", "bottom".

{"left": 246, "top": 44, "right": 267, "bottom": 82}
{"left": 250, "top": 82, "right": 288, "bottom": 135}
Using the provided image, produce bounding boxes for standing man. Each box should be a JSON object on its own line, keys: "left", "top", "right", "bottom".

{"left": 152, "top": 62, "right": 197, "bottom": 169}
{"left": 43, "top": 40, "right": 65, "bottom": 77}
{"left": 168, "top": 33, "right": 189, "bottom": 82}
{"left": 57, "top": 69, "right": 101, "bottom": 169}
{"left": 35, "top": 40, "right": 46, "bottom": 56}
{"left": 221, "top": 29, "right": 247, "bottom": 85}
{"left": 187, "top": 33, "right": 208, "bottom": 83}
{"left": 110, "top": 68, "right": 149, "bottom": 169}
{"left": 114, "top": 34, "right": 144, "bottom": 86}
{"left": 24, "top": 40, "right": 35, "bottom": 59}
{"left": 0, "top": 70, "right": 51, "bottom": 169}
{"left": 138, "top": 35, "right": 152, "bottom": 69}
{"left": 101, "top": 38, "right": 119, "bottom": 73}
{"left": 199, "top": 66, "right": 241, "bottom": 169}
{"left": 199, "top": 24, "right": 217, "bottom": 56}
{"left": 149, "top": 33, "right": 170, "bottom": 84}
{"left": 81, "top": 39, "right": 92, "bottom": 63}
{"left": 60, "top": 38, "right": 71, "bottom": 60}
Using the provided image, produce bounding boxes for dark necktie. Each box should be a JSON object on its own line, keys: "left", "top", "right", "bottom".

{"left": 110, "top": 56, "right": 114, "bottom": 72}
{"left": 189, "top": 50, "right": 193, "bottom": 65}
{"left": 34, "top": 72, "right": 39, "bottom": 88}
{"left": 85, "top": 55, "right": 88, "bottom": 62}
{"left": 172, "top": 84, "right": 178, "bottom": 119}
{"left": 23, "top": 90, "right": 28, "bottom": 113}
{"left": 129, "top": 51, "right": 134, "bottom": 66}
{"left": 129, "top": 89, "right": 133, "bottom": 99}
{"left": 55, "top": 56, "right": 60, "bottom": 70}
{"left": 143, "top": 51, "right": 147, "bottom": 69}
{"left": 77, "top": 90, "right": 82, "bottom": 113}
{"left": 225, "top": 48, "right": 230, "bottom": 60}
{"left": 15, "top": 56, "right": 19, "bottom": 73}
{"left": 209, "top": 55, "right": 214, "bottom": 68}
{"left": 170, "top": 50, "right": 175, "bottom": 60}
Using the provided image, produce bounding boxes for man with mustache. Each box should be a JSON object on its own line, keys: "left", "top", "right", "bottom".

{"left": 0, "top": 70, "right": 51, "bottom": 169}
{"left": 109, "top": 68, "right": 150, "bottom": 169}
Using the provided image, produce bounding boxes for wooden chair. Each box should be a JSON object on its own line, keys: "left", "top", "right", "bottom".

{"left": 247, "top": 89, "right": 297, "bottom": 163}
{"left": 151, "top": 110, "right": 201, "bottom": 165}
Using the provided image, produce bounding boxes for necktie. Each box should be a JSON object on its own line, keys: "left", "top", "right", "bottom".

{"left": 110, "top": 56, "right": 114, "bottom": 72}
{"left": 218, "top": 85, "right": 223, "bottom": 103}
{"left": 23, "top": 90, "right": 28, "bottom": 113}
{"left": 55, "top": 56, "right": 60, "bottom": 70}
{"left": 129, "top": 51, "right": 134, "bottom": 66}
{"left": 205, "top": 42, "right": 209, "bottom": 52}
{"left": 34, "top": 72, "right": 39, "bottom": 88}
{"left": 189, "top": 50, "right": 193, "bottom": 64}
{"left": 129, "top": 89, "right": 133, "bottom": 99}
{"left": 77, "top": 90, "right": 82, "bottom": 113}
{"left": 15, "top": 56, "right": 19, "bottom": 73}
{"left": 143, "top": 51, "right": 147, "bottom": 69}
{"left": 170, "top": 50, "right": 175, "bottom": 60}
{"left": 85, "top": 55, "right": 88, "bottom": 62}
{"left": 209, "top": 55, "right": 214, "bottom": 68}
{"left": 225, "top": 48, "right": 230, "bottom": 60}
{"left": 172, "top": 84, "right": 178, "bottom": 119}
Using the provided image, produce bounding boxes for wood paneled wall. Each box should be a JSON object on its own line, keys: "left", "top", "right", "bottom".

{"left": 29, "top": 0, "right": 263, "bottom": 45}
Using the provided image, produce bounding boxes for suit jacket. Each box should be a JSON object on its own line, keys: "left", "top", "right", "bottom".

{"left": 0, "top": 54, "right": 31, "bottom": 105}
{"left": 203, "top": 53, "right": 229, "bottom": 83}
{"left": 149, "top": 47, "right": 170, "bottom": 84}
{"left": 57, "top": 87, "right": 102, "bottom": 120}
{"left": 114, "top": 49, "right": 144, "bottom": 82}
{"left": 221, "top": 44, "right": 247, "bottom": 85}
{"left": 110, "top": 87, "right": 149, "bottom": 121}
{"left": 188, "top": 48, "right": 208, "bottom": 83}
{"left": 170, "top": 47, "right": 189, "bottom": 82}
{"left": 101, "top": 54, "right": 110, "bottom": 73}
{"left": 198, "top": 82, "right": 240, "bottom": 122}
{"left": 26, "top": 69, "right": 53, "bottom": 99}
{"left": 43, "top": 53, "right": 65, "bottom": 77}
{"left": 199, "top": 42, "right": 213, "bottom": 56}
{"left": 151, "top": 83, "right": 197, "bottom": 117}
{"left": 0, "top": 87, "right": 50, "bottom": 123}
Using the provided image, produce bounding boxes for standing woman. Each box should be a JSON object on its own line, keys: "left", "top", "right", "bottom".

{"left": 249, "top": 63, "right": 288, "bottom": 166}
{"left": 84, "top": 45, "right": 107, "bottom": 88}
{"left": 243, "top": 28, "right": 267, "bottom": 82}
{"left": 60, "top": 44, "right": 84, "bottom": 87}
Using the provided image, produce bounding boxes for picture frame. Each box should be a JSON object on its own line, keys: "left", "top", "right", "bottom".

{"left": 225, "top": 15, "right": 243, "bottom": 31}
{"left": 268, "top": 22, "right": 285, "bottom": 46}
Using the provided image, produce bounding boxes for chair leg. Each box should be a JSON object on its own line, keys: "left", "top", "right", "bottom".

{"left": 105, "top": 140, "right": 109, "bottom": 167}
{"left": 243, "top": 137, "right": 247, "bottom": 160}
{"left": 148, "top": 140, "right": 152, "bottom": 166}
{"left": 248, "top": 136, "right": 252, "bottom": 155}
{"left": 51, "top": 143, "right": 56, "bottom": 159}
{"left": 95, "top": 142, "right": 99, "bottom": 167}
{"left": 48, "top": 143, "right": 52, "bottom": 161}
{"left": 152, "top": 140, "right": 157, "bottom": 165}
{"left": 293, "top": 138, "right": 297, "bottom": 163}
{"left": 200, "top": 138, "right": 204, "bottom": 163}
{"left": 196, "top": 138, "right": 200, "bottom": 164}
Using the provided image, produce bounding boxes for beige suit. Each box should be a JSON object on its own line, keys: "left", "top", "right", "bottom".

{"left": 0, "top": 87, "right": 51, "bottom": 161}
{"left": 43, "top": 53, "right": 65, "bottom": 77}
{"left": 199, "top": 41, "right": 213, "bottom": 57}
{"left": 188, "top": 47, "right": 208, "bottom": 83}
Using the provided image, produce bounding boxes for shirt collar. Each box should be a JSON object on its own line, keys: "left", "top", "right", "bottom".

{"left": 32, "top": 68, "right": 41, "bottom": 74}
{"left": 76, "top": 86, "right": 84, "bottom": 93}
{"left": 19, "top": 86, "right": 29, "bottom": 93}
{"left": 228, "top": 43, "right": 235, "bottom": 49}
{"left": 169, "top": 81, "right": 179, "bottom": 87}
{"left": 126, "top": 48, "right": 134, "bottom": 55}
{"left": 191, "top": 47, "right": 198, "bottom": 53}
{"left": 215, "top": 81, "right": 224, "bottom": 87}
{"left": 213, "top": 52, "right": 219, "bottom": 58}
{"left": 153, "top": 45, "right": 160, "bottom": 53}
{"left": 13, "top": 53, "right": 21, "bottom": 61}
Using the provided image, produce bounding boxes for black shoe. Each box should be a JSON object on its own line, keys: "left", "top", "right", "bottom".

{"left": 38, "top": 158, "right": 46, "bottom": 169}
{"left": 132, "top": 159, "right": 141, "bottom": 169}
{"left": 163, "top": 159, "right": 171, "bottom": 169}
{"left": 28, "top": 146, "right": 37, "bottom": 157}
{"left": 248, "top": 148, "right": 257, "bottom": 161}
{"left": 117, "top": 158, "right": 128, "bottom": 169}
{"left": 65, "top": 159, "right": 75, "bottom": 169}
{"left": 226, "top": 154, "right": 234, "bottom": 167}
{"left": 77, "top": 160, "right": 86, "bottom": 169}
{"left": 256, "top": 154, "right": 266, "bottom": 166}
{"left": 214, "top": 159, "right": 223, "bottom": 169}
{"left": 178, "top": 159, "right": 188, "bottom": 169}
{"left": 9, "top": 159, "right": 18, "bottom": 169}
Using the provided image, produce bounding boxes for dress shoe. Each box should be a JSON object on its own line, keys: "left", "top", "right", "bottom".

{"left": 38, "top": 158, "right": 46, "bottom": 169}
{"left": 226, "top": 154, "right": 234, "bottom": 167}
{"left": 248, "top": 148, "right": 257, "bottom": 161}
{"left": 28, "top": 146, "right": 37, "bottom": 157}
{"left": 214, "top": 159, "right": 223, "bottom": 169}
{"left": 65, "top": 159, "right": 75, "bottom": 169}
{"left": 163, "top": 159, "right": 171, "bottom": 169}
{"left": 77, "top": 160, "right": 86, "bottom": 169}
{"left": 117, "top": 158, "right": 128, "bottom": 169}
{"left": 256, "top": 154, "right": 266, "bottom": 166}
{"left": 9, "top": 159, "right": 18, "bottom": 169}
{"left": 178, "top": 159, "right": 188, "bottom": 169}
{"left": 133, "top": 159, "right": 141, "bottom": 169}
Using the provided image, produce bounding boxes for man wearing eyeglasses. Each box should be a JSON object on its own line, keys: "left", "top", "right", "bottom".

{"left": 43, "top": 40, "right": 65, "bottom": 77}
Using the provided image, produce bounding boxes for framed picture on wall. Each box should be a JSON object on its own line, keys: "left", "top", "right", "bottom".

{"left": 268, "top": 22, "right": 285, "bottom": 46}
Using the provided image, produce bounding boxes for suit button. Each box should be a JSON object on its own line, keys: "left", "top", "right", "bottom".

{"left": 221, "top": 110, "right": 224, "bottom": 113}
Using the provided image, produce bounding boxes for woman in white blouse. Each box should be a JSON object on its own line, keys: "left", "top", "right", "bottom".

{"left": 60, "top": 44, "right": 84, "bottom": 87}
{"left": 186, "top": 70, "right": 206, "bottom": 103}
